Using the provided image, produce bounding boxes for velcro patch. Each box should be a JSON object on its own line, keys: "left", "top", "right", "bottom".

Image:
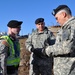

{"left": 2, "top": 40, "right": 9, "bottom": 47}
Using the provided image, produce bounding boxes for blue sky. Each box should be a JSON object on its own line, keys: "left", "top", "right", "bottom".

{"left": 0, "top": 0, "right": 75, "bottom": 35}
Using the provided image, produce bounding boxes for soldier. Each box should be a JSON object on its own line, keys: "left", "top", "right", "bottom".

{"left": 45, "top": 5, "right": 75, "bottom": 75}
{"left": 25, "top": 18, "right": 55, "bottom": 75}
{"left": 0, "top": 20, "right": 23, "bottom": 75}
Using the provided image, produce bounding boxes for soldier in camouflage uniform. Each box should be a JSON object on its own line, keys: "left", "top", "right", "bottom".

{"left": 25, "top": 18, "right": 55, "bottom": 75}
{"left": 0, "top": 20, "right": 23, "bottom": 75}
{"left": 45, "top": 5, "right": 75, "bottom": 75}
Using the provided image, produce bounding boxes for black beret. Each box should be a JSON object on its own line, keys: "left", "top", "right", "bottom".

{"left": 52, "top": 5, "right": 71, "bottom": 16}
{"left": 35, "top": 18, "right": 44, "bottom": 24}
{"left": 7, "top": 20, "right": 23, "bottom": 28}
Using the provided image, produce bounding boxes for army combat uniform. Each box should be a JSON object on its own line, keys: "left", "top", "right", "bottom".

{"left": 0, "top": 38, "right": 8, "bottom": 75}
{"left": 25, "top": 27, "right": 55, "bottom": 75}
{"left": 0, "top": 35, "right": 20, "bottom": 75}
{"left": 45, "top": 17, "right": 75, "bottom": 75}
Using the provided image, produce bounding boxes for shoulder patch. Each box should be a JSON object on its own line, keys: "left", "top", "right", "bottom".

{"left": 1, "top": 40, "right": 9, "bottom": 47}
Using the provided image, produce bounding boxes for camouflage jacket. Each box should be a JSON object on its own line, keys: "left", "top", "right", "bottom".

{"left": 45, "top": 17, "right": 75, "bottom": 75}
{"left": 0, "top": 38, "right": 9, "bottom": 75}
{"left": 0, "top": 35, "right": 20, "bottom": 75}
{"left": 25, "top": 27, "right": 55, "bottom": 65}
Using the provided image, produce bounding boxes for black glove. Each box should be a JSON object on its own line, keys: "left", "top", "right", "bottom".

{"left": 33, "top": 48, "right": 43, "bottom": 54}
{"left": 31, "top": 45, "right": 46, "bottom": 58}
{"left": 33, "top": 48, "right": 47, "bottom": 58}
{"left": 31, "top": 45, "right": 42, "bottom": 54}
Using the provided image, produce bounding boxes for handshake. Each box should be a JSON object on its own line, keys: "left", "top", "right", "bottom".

{"left": 31, "top": 45, "right": 54, "bottom": 57}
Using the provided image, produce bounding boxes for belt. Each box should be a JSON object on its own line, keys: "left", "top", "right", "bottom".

{"left": 54, "top": 53, "right": 75, "bottom": 57}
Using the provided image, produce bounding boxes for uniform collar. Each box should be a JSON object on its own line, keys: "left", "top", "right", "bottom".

{"left": 9, "top": 35, "right": 16, "bottom": 41}
{"left": 62, "top": 17, "right": 75, "bottom": 29}
{"left": 36, "top": 27, "right": 48, "bottom": 34}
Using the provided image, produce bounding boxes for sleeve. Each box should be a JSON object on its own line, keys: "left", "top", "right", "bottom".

{"left": 0, "top": 40, "right": 9, "bottom": 75}
{"left": 45, "top": 26, "right": 75, "bottom": 57}
{"left": 25, "top": 34, "right": 33, "bottom": 52}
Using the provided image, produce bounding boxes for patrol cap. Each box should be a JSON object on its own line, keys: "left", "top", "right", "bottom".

{"left": 35, "top": 18, "right": 44, "bottom": 24}
{"left": 52, "top": 5, "right": 71, "bottom": 16}
{"left": 7, "top": 20, "right": 23, "bottom": 28}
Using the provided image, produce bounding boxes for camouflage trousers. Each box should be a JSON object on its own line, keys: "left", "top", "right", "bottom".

{"left": 54, "top": 57, "right": 75, "bottom": 75}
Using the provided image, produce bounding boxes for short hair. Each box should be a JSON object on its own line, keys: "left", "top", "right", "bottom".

{"left": 52, "top": 5, "right": 72, "bottom": 16}
{"left": 56, "top": 8, "right": 72, "bottom": 16}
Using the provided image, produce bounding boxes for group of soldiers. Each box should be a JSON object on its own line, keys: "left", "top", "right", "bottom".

{"left": 0, "top": 4, "right": 75, "bottom": 75}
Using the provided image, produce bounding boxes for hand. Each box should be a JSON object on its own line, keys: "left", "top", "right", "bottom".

{"left": 33, "top": 48, "right": 42, "bottom": 54}
{"left": 32, "top": 48, "right": 42, "bottom": 54}
{"left": 45, "top": 46, "right": 53, "bottom": 56}
{"left": 31, "top": 45, "right": 43, "bottom": 53}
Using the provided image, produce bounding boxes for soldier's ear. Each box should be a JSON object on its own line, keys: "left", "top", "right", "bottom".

{"left": 62, "top": 12, "right": 66, "bottom": 18}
